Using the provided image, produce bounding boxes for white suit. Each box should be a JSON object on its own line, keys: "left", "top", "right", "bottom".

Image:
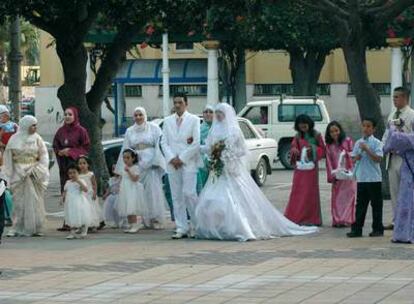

{"left": 162, "top": 111, "right": 202, "bottom": 234}
{"left": 382, "top": 105, "right": 414, "bottom": 220}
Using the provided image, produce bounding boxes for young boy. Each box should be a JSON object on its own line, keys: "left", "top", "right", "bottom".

{"left": 347, "top": 118, "right": 384, "bottom": 238}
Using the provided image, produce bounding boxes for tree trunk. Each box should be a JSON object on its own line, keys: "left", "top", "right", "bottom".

{"left": 342, "top": 43, "right": 385, "bottom": 138}
{"left": 289, "top": 49, "right": 328, "bottom": 96}
{"left": 55, "top": 37, "right": 108, "bottom": 193}
{"left": 342, "top": 41, "right": 389, "bottom": 199}
{"left": 8, "top": 17, "right": 22, "bottom": 121}
{"left": 234, "top": 48, "right": 246, "bottom": 113}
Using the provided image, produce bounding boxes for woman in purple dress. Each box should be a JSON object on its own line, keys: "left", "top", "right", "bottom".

{"left": 384, "top": 124, "right": 414, "bottom": 243}
{"left": 53, "top": 107, "right": 90, "bottom": 231}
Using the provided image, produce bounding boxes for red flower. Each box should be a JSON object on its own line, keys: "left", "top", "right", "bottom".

{"left": 404, "top": 37, "right": 413, "bottom": 45}
{"left": 145, "top": 25, "right": 155, "bottom": 36}
{"left": 396, "top": 15, "right": 405, "bottom": 22}
{"left": 236, "top": 15, "right": 244, "bottom": 22}
{"left": 187, "top": 30, "right": 196, "bottom": 36}
{"left": 387, "top": 28, "right": 397, "bottom": 38}
{"left": 140, "top": 42, "right": 148, "bottom": 49}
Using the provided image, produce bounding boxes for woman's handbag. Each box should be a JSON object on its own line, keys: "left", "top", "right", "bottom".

{"left": 296, "top": 147, "right": 315, "bottom": 171}
{"left": 332, "top": 150, "right": 354, "bottom": 180}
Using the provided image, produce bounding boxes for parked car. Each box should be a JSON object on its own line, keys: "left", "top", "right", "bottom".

{"left": 102, "top": 117, "right": 278, "bottom": 187}
{"left": 238, "top": 96, "right": 330, "bottom": 169}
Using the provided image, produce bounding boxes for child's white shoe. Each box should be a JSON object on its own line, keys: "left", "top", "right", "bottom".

{"left": 126, "top": 223, "right": 142, "bottom": 233}
{"left": 66, "top": 234, "right": 75, "bottom": 240}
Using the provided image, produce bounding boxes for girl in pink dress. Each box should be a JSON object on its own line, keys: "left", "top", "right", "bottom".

{"left": 285, "top": 114, "right": 325, "bottom": 226}
{"left": 325, "top": 121, "right": 357, "bottom": 227}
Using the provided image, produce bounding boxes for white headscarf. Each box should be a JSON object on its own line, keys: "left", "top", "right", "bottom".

{"left": 204, "top": 104, "right": 214, "bottom": 112}
{"left": 133, "top": 107, "right": 148, "bottom": 132}
{"left": 7, "top": 115, "right": 38, "bottom": 149}
{"left": 208, "top": 103, "right": 240, "bottom": 144}
{"left": 0, "top": 105, "right": 9, "bottom": 115}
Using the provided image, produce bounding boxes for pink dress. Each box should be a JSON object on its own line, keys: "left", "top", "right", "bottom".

{"left": 285, "top": 133, "right": 325, "bottom": 226}
{"left": 325, "top": 138, "right": 356, "bottom": 227}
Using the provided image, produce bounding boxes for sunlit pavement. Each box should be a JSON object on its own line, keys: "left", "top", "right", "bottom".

{"left": 1, "top": 165, "right": 412, "bottom": 304}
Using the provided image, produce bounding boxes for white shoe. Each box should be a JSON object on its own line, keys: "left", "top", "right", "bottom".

{"left": 126, "top": 224, "right": 142, "bottom": 234}
{"left": 66, "top": 234, "right": 75, "bottom": 240}
{"left": 6, "top": 230, "right": 17, "bottom": 237}
{"left": 172, "top": 232, "right": 188, "bottom": 239}
{"left": 153, "top": 222, "right": 164, "bottom": 230}
{"left": 80, "top": 226, "right": 88, "bottom": 238}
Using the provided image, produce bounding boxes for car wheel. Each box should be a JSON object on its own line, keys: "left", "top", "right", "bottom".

{"left": 253, "top": 158, "right": 267, "bottom": 187}
{"left": 279, "top": 142, "right": 294, "bottom": 170}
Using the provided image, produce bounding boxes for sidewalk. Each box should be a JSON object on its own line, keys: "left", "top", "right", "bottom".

{"left": 0, "top": 168, "right": 413, "bottom": 304}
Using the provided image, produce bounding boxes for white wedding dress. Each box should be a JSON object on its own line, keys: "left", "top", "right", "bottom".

{"left": 194, "top": 103, "right": 318, "bottom": 241}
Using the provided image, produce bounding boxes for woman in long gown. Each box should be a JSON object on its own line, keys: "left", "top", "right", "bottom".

{"left": 116, "top": 107, "right": 167, "bottom": 229}
{"left": 325, "top": 121, "right": 356, "bottom": 227}
{"left": 3, "top": 115, "right": 49, "bottom": 237}
{"left": 53, "top": 107, "right": 90, "bottom": 231}
{"left": 384, "top": 124, "right": 414, "bottom": 243}
{"left": 196, "top": 105, "right": 214, "bottom": 193}
{"left": 194, "top": 103, "right": 318, "bottom": 241}
{"left": 53, "top": 107, "right": 90, "bottom": 192}
{"left": 285, "top": 114, "right": 325, "bottom": 226}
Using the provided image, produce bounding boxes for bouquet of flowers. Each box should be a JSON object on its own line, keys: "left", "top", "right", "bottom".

{"left": 209, "top": 140, "right": 226, "bottom": 179}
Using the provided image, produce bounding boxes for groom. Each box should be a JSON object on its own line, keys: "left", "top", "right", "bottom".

{"left": 162, "top": 93, "right": 201, "bottom": 239}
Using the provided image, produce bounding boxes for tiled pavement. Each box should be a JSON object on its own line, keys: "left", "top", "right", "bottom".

{"left": 1, "top": 168, "right": 414, "bottom": 304}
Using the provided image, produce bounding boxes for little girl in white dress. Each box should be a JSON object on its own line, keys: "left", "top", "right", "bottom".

{"left": 103, "top": 165, "right": 121, "bottom": 228}
{"left": 117, "top": 148, "right": 145, "bottom": 233}
{"left": 63, "top": 164, "right": 93, "bottom": 239}
{"left": 77, "top": 156, "right": 104, "bottom": 230}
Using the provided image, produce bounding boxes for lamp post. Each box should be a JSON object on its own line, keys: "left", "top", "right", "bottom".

{"left": 202, "top": 40, "right": 220, "bottom": 105}
{"left": 387, "top": 37, "right": 404, "bottom": 110}
{"left": 162, "top": 32, "right": 170, "bottom": 117}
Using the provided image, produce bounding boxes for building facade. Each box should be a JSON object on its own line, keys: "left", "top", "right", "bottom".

{"left": 37, "top": 31, "right": 394, "bottom": 139}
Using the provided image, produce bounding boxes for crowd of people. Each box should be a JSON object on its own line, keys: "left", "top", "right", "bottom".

{"left": 0, "top": 87, "right": 413, "bottom": 244}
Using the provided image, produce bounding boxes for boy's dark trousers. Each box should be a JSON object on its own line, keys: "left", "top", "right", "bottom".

{"left": 351, "top": 182, "right": 384, "bottom": 234}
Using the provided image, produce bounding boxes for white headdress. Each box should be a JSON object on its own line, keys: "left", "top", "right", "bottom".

{"left": 133, "top": 106, "right": 148, "bottom": 132}
{"left": 208, "top": 103, "right": 240, "bottom": 144}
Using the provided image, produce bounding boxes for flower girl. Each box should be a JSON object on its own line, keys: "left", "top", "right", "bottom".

{"left": 117, "top": 148, "right": 145, "bottom": 233}
{"left": 103, "top": 165, "right": 121, "bottom": 228}
{"left": 63, "top": 164, "right": 92, "bottom": 239}
{"left": 77, "top": 156, "right": 104, "bottom": 230}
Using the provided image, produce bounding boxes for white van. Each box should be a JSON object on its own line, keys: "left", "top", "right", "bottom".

{"left": 238, "top": 96, "right": 330, "bottom": 169}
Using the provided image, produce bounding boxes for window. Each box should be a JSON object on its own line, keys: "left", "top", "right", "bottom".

{"left": 125, "top": 85, "right": 142, "bottom": 97}
{"left": 175, "top": 42, "right": 194, "bottom": 52}
{"left": 254, "top": 84, "right": 331, "bottom": 96}
{"left": 241, "top": 106, "right": 269, "bottom": 124}
{"left": 159, "top": 85, "right": 207, "bottom": 96}
{"left": 107, "top": 85, "right": 142, "bottom": 97}
{"left": 348, "top": 83, "right": 391, "bottom": 96}
{"left": 239, "top": 121, "right": 256, "bottom": 139}
{"left": 278, "top": 104, "right": 323, "bottom": 122}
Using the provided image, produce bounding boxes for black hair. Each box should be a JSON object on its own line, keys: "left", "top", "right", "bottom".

{"left": 123, "top": 148, "right": 138, "bottom": 164}
{"left": 394, "top": 86, "right": 410, "bottom": 98}
{"left": 67, "top": 163, "right": 79, "bottom": 174}
{"left": 362, "top": 117, "right": 377, "bottom": 128}
{"left": 173, "top": 92, "right": 188, "bottom": 103}
{"left": 294, "top": 114, "right": 316, "bottom": 136}
{"left": 325, "top": 121, "right": 347, "bottom": 145}
{"left": 76, "top": 155, "right": 92, "bottom": 170}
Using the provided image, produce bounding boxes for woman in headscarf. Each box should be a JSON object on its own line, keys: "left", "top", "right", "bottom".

{"left": 115, "top": 107, "right": 167, "bottom": 229}
{"left": 3, "top": 115, "right": 49, "bottom": 237}
{"left": 196, "top": 105, "right": 214, "bottom": 193}
{"left": 194, "top": 103, "right": 318, "bottom": 241}
{"left": 53, "top": 107, "right": 90, "bottom": 231}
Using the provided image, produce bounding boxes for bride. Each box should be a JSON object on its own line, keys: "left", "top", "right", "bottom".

{"left": 194, "top": 103, "right": 318, "bottom": 241}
